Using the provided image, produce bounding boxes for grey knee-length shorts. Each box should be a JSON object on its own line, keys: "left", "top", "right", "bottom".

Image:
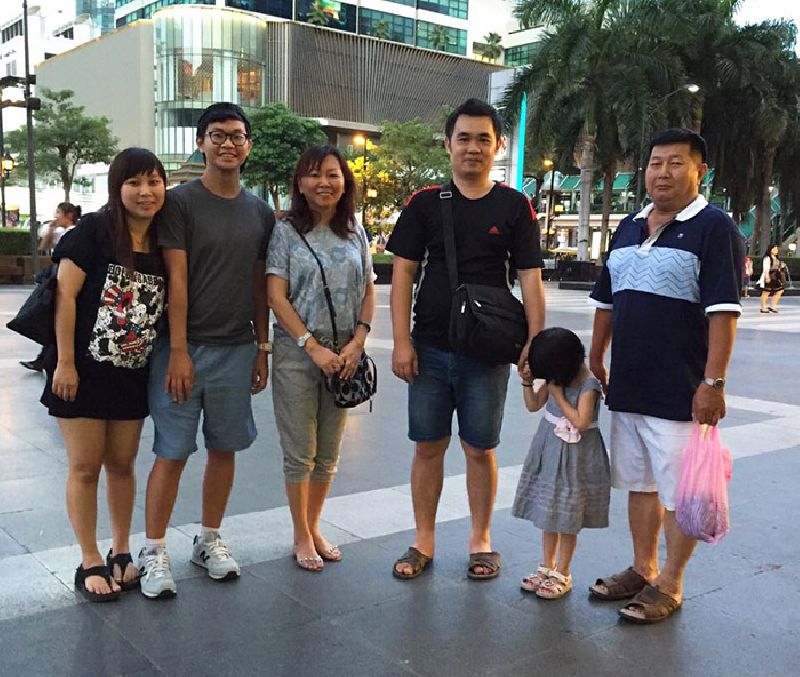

{"left": 271, "top": 338, "right": 348, "bottom": 483}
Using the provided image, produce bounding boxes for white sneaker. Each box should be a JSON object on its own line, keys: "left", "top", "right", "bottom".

{"left": 191, "top": 535, "right": 240, "bottom": 580}
{"left": 138, "top": 547, "right": 177, "bottom": 599}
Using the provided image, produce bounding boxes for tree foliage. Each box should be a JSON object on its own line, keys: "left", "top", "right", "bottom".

{"left": 372, "top": 19, "right": 391, "bottom": 40}
{"left": 306, "top": 1, "right": 329, "bottom": 27}
{"left": 481, "top": 32, "right": 504, "bottom": 61}
{"left": 6, "top": 88, "right": 118, "bottom": 202}
{"left": 244, "top": 102, "right": 327, "bottom": 209}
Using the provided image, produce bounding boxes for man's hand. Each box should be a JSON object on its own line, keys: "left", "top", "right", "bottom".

{"left": 517, "top": 339, "right": 533, "bottom": 375}
{"left": 165, "top": 348, "right": 194, "bottom": 403}
{"left": 589, "top": 357, "right": 608, "bottom": 397}
{"left": 251, "top": 350, "right": 268, "bottom": 394}
{"left": 308, "top": 342, "right": 343, "bottom": 377}
{"left": 692, "top": 384, "right": 726, "bottom": 426}
{"left": 392, "top": 339, "right": 418, "bottom": 384}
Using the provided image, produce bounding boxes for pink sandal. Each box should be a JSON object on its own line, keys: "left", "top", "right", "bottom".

{"left": 536, "top": 570, "right": 573, "bottom": 599}
{"left": 521, "top": 565, "right": 551, "bottom": 593}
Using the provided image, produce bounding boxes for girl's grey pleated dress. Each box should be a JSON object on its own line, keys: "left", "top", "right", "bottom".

{"left": 512, "top": 376, "right": 611, "bottom": 534}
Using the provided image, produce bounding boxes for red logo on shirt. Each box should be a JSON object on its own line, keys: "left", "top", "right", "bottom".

{"left": 488, "top": 226, "right": 501, "bottom": 235}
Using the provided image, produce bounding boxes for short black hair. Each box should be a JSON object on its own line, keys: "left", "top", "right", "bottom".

{"left": 444, "top": 98, "right": 502, "bottom": 140}
{"left": 196, "top": 102, "right": 251, "bottom": 140}
{"left": 648, "top": 128, "right": 707, "bottom": 164}
{"left": 528, "top": 327, "right": 585, "bottom": 388}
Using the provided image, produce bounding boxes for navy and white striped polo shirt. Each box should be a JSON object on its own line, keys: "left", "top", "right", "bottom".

{"left": 590, "top": 196, "right": 745, "bottom": 421}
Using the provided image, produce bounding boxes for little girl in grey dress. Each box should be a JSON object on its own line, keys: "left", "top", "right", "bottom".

{"left": 512, "top": 327, "right": 610, "bottom": 599}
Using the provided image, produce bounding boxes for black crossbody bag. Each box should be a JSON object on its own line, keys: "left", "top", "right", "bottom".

{"left": 440, "top": 184, "right": 528, "bottom": 365}
{"left": 298, "top": 233, "right": 377, "bottom": 409}
{"left": 6, "top": 262, "right": 58, "bottom": 346}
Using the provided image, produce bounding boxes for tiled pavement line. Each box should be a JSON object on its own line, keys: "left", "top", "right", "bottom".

{"left": 2, "top": 393, "right": 798, "bottom": 622}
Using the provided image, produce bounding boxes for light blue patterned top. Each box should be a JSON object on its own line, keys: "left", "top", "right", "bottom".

{"left": 267, "top": 219, "right": 372, "bottom": 344}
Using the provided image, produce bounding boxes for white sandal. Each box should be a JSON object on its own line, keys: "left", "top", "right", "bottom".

{"left": 536, "top": 570, "right": 573, "bottom": 599}
{"left": 521, "top": 565, "right": 551, "bottom": 593}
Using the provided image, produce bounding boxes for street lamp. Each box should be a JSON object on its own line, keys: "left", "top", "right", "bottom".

{"left": 354, "top": 134, "right": 368, "bottom": 229}
{"left": 635, "top": 83, "right": 701, "bottom": 208}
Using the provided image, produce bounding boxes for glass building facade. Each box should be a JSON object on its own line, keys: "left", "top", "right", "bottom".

{"left": 154, "top": 9, "right": 268, "bottom": 162}
{"left": 416, "top": 20, "right": 466, "bottom": 55}
{"left": 359, "top": 8, "right": 414, "bottom": 44}
{"left": 505, "top": 42, "right": 537, "bottom": 67}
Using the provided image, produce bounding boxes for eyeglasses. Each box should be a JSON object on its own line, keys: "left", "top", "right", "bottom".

{"left": 205, "top": 130, "right": 250, "bottom": 146}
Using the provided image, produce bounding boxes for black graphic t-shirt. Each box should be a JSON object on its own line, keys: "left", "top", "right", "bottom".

{"left": 53, "top": 211, "right": 165, "bottom": 370}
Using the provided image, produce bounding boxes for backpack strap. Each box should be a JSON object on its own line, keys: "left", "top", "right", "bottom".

{"left": 439, "top": 182, "right": 459, "bottom": 293}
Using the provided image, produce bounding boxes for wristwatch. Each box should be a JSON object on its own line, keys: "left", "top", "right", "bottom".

{"left": 257, "top": 341, "right": 272, "bottom": 353}
{"left": 703, "top": 377, "right": 726, "bottom": 390}
{"left": 297, "top": 331, "right": 312, "bottom": 348}
{"left": 356, "top": 320, "right": 372, "bottom": 333}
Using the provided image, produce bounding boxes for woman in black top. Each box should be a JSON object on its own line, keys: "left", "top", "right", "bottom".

{"left": 758, "top": 244, "right": 788, "bottom": 313}
{"left": 42, "top": 148, "right": 167, "bottom": 601}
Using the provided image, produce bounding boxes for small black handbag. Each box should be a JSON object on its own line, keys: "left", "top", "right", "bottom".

{"left": 6, "top": 263, "right": 58, "bottom": 346}
{"left": 298, "top": 234, "right": 377, "bottom": 409}
{"left": 440, "top": 184, "right": 528, "bottom": 365}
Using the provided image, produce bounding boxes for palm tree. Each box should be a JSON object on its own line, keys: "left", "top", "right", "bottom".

{"left": 482, "top": 32, "right": 503, "bottom": 61}
{"left": 306, "top": 1, "right": 329, "bottom": 27}
{"left": 430, "top": 25, "right": 451, "bottom": 52}
{"left": 372, "top": 19, "right": 391, "bottom": 41}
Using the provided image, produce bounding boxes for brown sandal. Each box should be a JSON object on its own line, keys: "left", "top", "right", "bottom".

{"left": 589, "top": 567, "right": 648, "bottom": 600}
{"left": 467, "top": 551, "right": 501, "bottom": 580}
{"left": 392, "top": 546, "right": 433, "bottom": 580}
{"left": 618, "top": 585, "right": 682, "bottom": 624}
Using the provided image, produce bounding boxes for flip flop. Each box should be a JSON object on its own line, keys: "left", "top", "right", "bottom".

{"left": 467, "top": 551, "right": 501, "bottom": 580}
{"left": 392, "top": 546, "right": 433, "bottom": 580}
{"left": 317, "top": 544, "right": 342, "bottom": 562}
{"left": 74, "top": 564, "right": 121, "bottom": 603}
{"left": 618, "top": 584, "right": 682, "bottom": 624}
{"left": 589, "top": 567, "right": 648, "bottom": 601}
{"left": 106, "top": 549, "right": 141, "bottom": 591}
{"left": 294, "top": 553, "right": 324, "bottom": 572}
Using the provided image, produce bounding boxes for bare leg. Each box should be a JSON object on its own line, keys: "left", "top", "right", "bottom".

{"left": 307, "top": 480, "right": 337, "bottom": 557}
{"left": 629, "top": 491, "right": 662, "bottom": 581}
{"left": 770, "top": 290, "right": 784, "bottom": 310}
{"left": 285, "top": 479, "right": 321, "bottom": 569}
{"left": 555, "top": 533, "right": 578, "bottom": 575}
{"left": 201, "top": 450, "right": 235, "bottom": 529}
{"left": 654, "top": 511, "right": 696, "bottom": 601}
{"left": 104, "top": 419, "right": 144, "bottom": 583}
{"left": 760, "top": 290, "right": 770, "bottom": 311}
{"left": 145, "top": 456, "right": 187, "bottom": 539}
{"left": 394, "top": 438, "right": 448, "bottom": 576}
{"left": 541, "top": 531, "right": 559, "bottom": 570}
{"left": 60, "top": 417, "right": 118, "bottom": 595}
{"left": 463, "top": 442, "right": 498, "bottom": 574}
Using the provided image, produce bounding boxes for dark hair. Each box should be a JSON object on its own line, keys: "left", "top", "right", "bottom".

{"left": 648, "top": 128, "right": 708, "bottom": 164}
{"left": 529, "top": 327, "right": 586, "bottom": 388}
{"left": 56, "top": 202, "right": 81, "bottom": 224}
{"left": 105, "top": 147, "right": 167, "bottom": 271}
{"left": 444, "top": 98, "right": 502, "bottom": 140}
{"left": 286, "top": 145, "right": 357, "bottom": 238}
{"left": 195, "top": 102, "right": 251, "bottom": 140}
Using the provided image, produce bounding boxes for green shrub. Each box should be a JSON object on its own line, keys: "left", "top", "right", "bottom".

{"left": 372, "top": 252, "right": 394, "bottom": 266}
{"left": 0, "top": 228, "right": 31, "bottom": 255}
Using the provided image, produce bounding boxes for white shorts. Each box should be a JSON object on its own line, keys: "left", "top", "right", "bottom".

{"left": 609, "top": 412, "right": 694, "bottom": 511}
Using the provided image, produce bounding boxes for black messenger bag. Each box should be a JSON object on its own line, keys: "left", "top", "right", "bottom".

{"left": 440, "top": 185, "right": 527, "bottom": 365}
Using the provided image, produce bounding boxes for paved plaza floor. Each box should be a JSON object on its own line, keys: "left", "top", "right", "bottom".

{"left": 0, "top": 283, "right": 798, "bottom": 676}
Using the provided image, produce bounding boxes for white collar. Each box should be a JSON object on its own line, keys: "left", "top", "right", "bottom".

{"left": 634, "top": 195, "right": 708, "bottom": 222}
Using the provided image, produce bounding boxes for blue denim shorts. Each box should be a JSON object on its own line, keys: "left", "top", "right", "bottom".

{"left": 408, "top": 342, "right": 510, "bottom": 450}
{"left": 148, "top": 340, "right": 258, "bottom": 460}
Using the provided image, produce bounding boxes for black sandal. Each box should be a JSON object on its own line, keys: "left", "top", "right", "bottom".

{"left": 106, "top": 549, "right": 141, "bottom": 591}
{"left": 392, "top": 546, "right": 433, "bottom": 580}
{"left": 74, "top": 564, "right": 121, "bottom": 603}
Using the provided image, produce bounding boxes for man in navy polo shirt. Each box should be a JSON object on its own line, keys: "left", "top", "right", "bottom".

{"left": 587, "top": 128, "right": 744, "bottom": 623}
{"left": 387, "top": 98, "right": 545, "bottom": 581}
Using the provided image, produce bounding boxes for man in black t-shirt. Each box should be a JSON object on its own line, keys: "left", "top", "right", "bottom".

{"left": 387, "top": 98, "right": 545, "bottom": 581}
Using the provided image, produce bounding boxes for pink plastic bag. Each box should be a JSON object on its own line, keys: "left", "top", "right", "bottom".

{"left": 675, "top": 424, "right": 733, "bottom": 543}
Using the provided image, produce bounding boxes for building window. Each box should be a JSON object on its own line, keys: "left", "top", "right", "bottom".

{"left": 505, "top": 42, "right": 538, "bottom": 67}
{"left": 383, "top": 0, "right": 415, "bottom": 6}
{"left": 1, "top": 20, "right": 23, "bottom": 44}
{"left": 296, "top": 0, "right": 357, "bottom": 33}
{"left": 226, "top": 0, "right": 293, "bottom": 19}
{"left": 118, "top": 0, "right": 216, "bottom": 26}
{"left": 416, "top": 20, "right": 466, "bottom": 56}
{"left": 358, "top": 8, "right": 414, "bottom": 45}
{"left": 417, "top": 0, "right": 468, "bottom": 20}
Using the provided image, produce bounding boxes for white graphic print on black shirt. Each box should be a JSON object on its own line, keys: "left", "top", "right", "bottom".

{"left": 88, "top": 264, "right": 165, "bottom": 368}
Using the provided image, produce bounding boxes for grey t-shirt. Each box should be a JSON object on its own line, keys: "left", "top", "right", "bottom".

{"left": 267, "top": 219, "right": 372, "bottom": 344}
{"left": 159, "top": 179, "right": 275, "bottom": 345}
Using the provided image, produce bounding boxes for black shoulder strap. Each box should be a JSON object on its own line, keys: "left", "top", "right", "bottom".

{"left": 298, "top": 232, "right": 339, "bottom": 351}
{"left": 439, "top": 182, "right": 459, "bottom": 292}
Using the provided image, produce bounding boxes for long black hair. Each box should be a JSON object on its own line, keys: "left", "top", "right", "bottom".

{"left": 529, "top": 327, "right": 586, "bottom": 388}
{"left": 104, "top": 147, "right": 166, "bottom": 271}
{"left": 286, "top": 145, "right": 356, "bottom": 238}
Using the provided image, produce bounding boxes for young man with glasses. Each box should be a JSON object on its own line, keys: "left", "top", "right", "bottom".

{"left": 138, "top": 102, "right": 275, "bottom": 599}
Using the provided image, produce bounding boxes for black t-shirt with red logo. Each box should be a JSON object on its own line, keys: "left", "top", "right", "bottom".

{"left": 387, "top": 182, "right": 542, "bottom": 351}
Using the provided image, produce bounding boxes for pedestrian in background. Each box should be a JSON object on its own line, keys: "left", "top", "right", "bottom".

{"left": 742, "top": 254, "right": 753, "bottom": 298}
{"left": 758, "top": 244, "right": 787, "bottom": 313}
{"left": 41, "top": 148, "right": 167, "bottom": 602}
{"left": 267, "top": 145, "right": 375, "bottom": 571}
